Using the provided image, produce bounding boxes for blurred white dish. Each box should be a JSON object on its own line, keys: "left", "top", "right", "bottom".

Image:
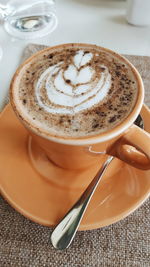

{"left": 0, "top": 46, "right": 3, "bottom": 61}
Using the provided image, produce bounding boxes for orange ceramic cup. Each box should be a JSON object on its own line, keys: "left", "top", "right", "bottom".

{"left": 10, "top": 44, "right": 150, "bottom": 172}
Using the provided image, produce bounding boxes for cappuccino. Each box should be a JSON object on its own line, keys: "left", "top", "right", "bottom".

{"left": 12, "top": 44, "right": 138, "bottom": 137}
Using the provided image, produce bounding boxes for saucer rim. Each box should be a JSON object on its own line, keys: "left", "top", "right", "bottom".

{"left": 1, "top": 180, "right": 150, "bottom": 231}
{"left": 0, "top": 104, "right": 150, "bottom": 231}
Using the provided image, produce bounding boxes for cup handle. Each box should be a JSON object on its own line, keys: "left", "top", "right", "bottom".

{"left": 108, "top": 125, "right": 150, "bottom": 170}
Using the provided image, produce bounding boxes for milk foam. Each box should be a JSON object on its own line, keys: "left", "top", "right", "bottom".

{"left": 16, "top": 44, "right": 138, "bottom": 138}
{"left": 35, "top": 50, "right": 111, "bottom": 114}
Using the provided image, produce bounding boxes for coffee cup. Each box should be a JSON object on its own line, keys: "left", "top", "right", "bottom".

{"left": 10, "top": 43, "right": 150, "bottom": 172}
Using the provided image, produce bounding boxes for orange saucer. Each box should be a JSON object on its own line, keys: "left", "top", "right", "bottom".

{"left": 0, "top": 104, "right": 150, "bottom": 230}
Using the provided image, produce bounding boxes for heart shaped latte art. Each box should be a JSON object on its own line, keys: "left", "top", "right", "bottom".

{"left": 35, "top": 50, "right": 111, "bottom": 114}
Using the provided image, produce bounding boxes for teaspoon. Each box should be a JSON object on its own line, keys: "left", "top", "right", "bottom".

{"left": 51, "top": 115, "right": 144, "bottom": 250}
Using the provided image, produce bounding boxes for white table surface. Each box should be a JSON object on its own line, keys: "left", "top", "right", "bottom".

{"left": 0, "top": 0, "right": 150, "bottom": 110}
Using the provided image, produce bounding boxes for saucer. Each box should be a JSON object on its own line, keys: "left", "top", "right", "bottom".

{"left": 0, "top": 104, "right": 150, "bottom": 230}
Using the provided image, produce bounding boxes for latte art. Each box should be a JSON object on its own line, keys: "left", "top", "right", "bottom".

{"left": 13, "top": 44, "right": 138, "bottom": 137}
{"left": 35, "top": 51, "right": 111, "bottom": 114}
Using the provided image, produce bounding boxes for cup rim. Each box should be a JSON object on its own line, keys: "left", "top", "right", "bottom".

{"left": 10, "top": 43, "right": 144, "bottom": 146}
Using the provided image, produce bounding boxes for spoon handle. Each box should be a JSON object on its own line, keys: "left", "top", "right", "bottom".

{"left": 51, "top": 156, "right": 114, "bottom": 250}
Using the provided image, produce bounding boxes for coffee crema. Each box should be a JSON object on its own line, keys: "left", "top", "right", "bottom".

{"left": 13, "top": 44, "right": 138, "bottom": 137}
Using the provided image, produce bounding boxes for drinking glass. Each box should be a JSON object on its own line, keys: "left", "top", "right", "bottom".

{"left": 0, "top": 0, "right": 57, "bottom": 39}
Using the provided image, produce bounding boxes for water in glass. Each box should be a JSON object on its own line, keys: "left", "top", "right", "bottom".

{"left": 0, "top": 0, "right": 57, "bottom": 39}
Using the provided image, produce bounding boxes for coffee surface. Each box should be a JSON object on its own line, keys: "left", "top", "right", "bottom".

{"left": 15, "top": 44, "right": 138, "bottom": 137}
